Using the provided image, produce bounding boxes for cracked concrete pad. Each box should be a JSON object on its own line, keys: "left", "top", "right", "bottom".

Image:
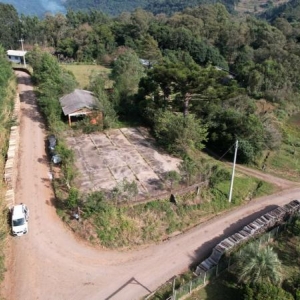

{"left": 66, "top": 127, "right": 181, "bottom": 200}
{"left": 94, "top": 179, "right": 117, "bottom": 191}
{"left": 110, "top": 165, "right": 136, "bottom": 182}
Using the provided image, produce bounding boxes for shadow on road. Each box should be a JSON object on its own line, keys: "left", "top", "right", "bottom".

{"left": 105, "top": 277, "right": 152, "bottom": 300}
{"left": 188, "top": 204, "right": 279, "bottom": 270}
{"left": 16, "top": 73, "right": 32, "bottom": 86}
{"left": 19, "top": 90, "right": 45, "bottom": 128}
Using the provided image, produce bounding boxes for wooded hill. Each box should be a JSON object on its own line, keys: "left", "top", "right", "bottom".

{"left": 0, "top": 0, "right": 236, "bottom": 17}
{"left": 261, "top": 0, "right": 300, "bottom": 21}
{"left": 0, "top": 0, "right": 287, "bottom": 17}
{"left": 64, "top": 0, "right": 236, "bottom": 16}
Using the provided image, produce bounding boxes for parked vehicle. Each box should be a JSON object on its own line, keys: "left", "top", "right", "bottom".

{"left": 47, "top": 135, "right": 62, "bottom": 164}
{"left": 48, "top": 135, "right": 57, "bottom": 154}
{"left": 11, "top": 204, "right": 29, "bottom": 236}
{"left": 51, "top": 154, "right": 62, "bottom": 164}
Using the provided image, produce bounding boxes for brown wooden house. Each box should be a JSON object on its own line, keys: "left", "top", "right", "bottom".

{"left": 59, "top": 89, "right": 102, "bottom": 126}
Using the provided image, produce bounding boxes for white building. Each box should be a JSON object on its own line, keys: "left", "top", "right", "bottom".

{"left": 7, "top": 50, "right": 27, "bottom": 65}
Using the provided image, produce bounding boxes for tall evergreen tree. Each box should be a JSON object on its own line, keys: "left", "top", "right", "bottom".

{"left": 0, "top": 4, "right": 20, "bottom": 49}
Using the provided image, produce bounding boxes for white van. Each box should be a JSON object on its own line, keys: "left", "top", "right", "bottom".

{"left": 11, "top": 204, "right": 29, "bottom": 236}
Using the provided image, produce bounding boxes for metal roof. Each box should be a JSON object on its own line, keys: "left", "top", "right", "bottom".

{"left": 7, "top": 50, "right": 27, "bottom": 57}
{"left": 59, "top": 89, "right": 99, "bottom": 116}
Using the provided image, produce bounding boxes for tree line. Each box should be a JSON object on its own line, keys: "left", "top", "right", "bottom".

{"left": 64, "top": 0, "right": 237, "bottom": 17}
{"left": 1, "top": 2, "right": 300, "bottom": 163}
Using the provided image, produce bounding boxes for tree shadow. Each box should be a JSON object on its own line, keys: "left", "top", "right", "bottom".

{"left": 19, "top": 90, "right": 45, "bottom": 127}
{"left": 15, "top": 72, "right": 32, "bottom": 86}
{"left": 198, "top": 271, "right": 243, "bottom": 300}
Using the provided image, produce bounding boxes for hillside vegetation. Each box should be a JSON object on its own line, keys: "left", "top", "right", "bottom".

{"left": 0, "top": 0, "right": 291, "bottom": 17}
{"left": 9, "top": 2, "right": 300, "bottom": 192}
{"left": 3, "top": 0, "right": 300, "bottom": 248}
{"left": 64, "top": 0, "right": 236, "bottom": 16}
{"left": 0, "top": 47, "right": 15, "bottom": 281}
{"left": 1, "top": 4, "right": 300, "bottom": 300}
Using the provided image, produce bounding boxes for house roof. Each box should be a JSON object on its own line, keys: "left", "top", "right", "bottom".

{"left": 59, "top": 89, "right": 99, "bottom": 116}
{"left": 7, "top": 50, "right": 27, "bottom": 57}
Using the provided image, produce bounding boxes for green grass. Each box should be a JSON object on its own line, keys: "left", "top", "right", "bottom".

{"left": 60, "top": 64, "right": 112, "bottom": 89}
{"left": 216, "top": 173, "right": 275, "bottom": 204}
{"left": 266, "top": 115, "right": 300, "bottom": 181}
{"left": 187, "top": 272, "right": 242, "bottom": 300}
{"left": 273, "top": 231, "right": 300, "bottom": 280}
{"left": 65, "top": 170, "right": 276, "bottom": 249}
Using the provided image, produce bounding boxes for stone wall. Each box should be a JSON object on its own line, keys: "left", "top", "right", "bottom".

{"left": 4, "top": 93, "right": 20, "bottom": 207}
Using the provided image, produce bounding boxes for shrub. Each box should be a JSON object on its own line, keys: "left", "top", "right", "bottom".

{"left": 66, "top": 188, "right": 79, "bottom": 209}
{"left": 209, "top": 165, "right": 231, "bottom": 188}
{"left": 82, "top": 191, "right": 106, "bottom": 218}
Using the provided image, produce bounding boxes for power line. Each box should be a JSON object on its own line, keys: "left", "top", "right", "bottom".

{"left": 219, "top": 142, "right": 236, "bottom": 161}
{"left": 229, "top": 140, "right": 238, "bottom": 203}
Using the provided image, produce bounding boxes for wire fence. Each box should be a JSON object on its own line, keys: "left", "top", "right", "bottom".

{"left": 171, "top": 223, "right": 288, "bottom": 300}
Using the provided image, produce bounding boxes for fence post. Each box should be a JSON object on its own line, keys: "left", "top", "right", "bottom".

{"left": 190, "top": 281, "right": 192, "bottom": 294}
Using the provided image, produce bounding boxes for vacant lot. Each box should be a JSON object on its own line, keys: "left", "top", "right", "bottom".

{"left": 66, "top": 127, "right": 181, "bottom": 200}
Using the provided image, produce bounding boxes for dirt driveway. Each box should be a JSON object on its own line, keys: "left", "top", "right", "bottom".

{"left": 2, "top": 71, "right": 300, "bottom": 300}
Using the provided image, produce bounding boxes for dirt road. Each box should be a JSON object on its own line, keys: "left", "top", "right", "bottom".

{"left": 2, "top": 71, "right": 300, "bottom": 300}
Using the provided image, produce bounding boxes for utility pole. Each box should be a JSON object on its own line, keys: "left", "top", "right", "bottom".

{"left": 19, "top": 38, "right": 26, "bottom": 68}
{"left": 19, "top": 38, "right": 24, "bottom": 51}
{"left": 172, "top": 276, "right": 176, "bottom": 297}
{"left": 228, "top": 140, "right": 238, "bottom": 203}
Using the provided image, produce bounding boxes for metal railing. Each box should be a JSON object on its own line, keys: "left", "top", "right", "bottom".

{"left": 172, "top": 223, "right": 287, "bottom": 300}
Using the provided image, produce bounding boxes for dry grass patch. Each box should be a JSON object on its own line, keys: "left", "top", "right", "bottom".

{"left": 61, "top": 64, "right": 112, "bottom": 89}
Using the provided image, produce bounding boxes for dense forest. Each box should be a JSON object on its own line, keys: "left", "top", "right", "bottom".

{"left": 0, "top": 0, "right": 237, "bottom": 17}
{"left": 260, "top": 0, "right": 300, "bottom": 21}
{"left": 2, "top": 0, "right": 300, "bottom": 163}
{"left": 64, "top": 0, "right": 237, "bottom": 16}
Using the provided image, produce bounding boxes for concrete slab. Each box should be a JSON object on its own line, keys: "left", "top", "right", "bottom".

{"left": 66, "top": 127, "right": 181, "bottom": 201}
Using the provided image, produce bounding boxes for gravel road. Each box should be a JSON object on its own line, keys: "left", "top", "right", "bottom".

{"left": 2, "top": 71, "right": 300, "bottom": 300}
